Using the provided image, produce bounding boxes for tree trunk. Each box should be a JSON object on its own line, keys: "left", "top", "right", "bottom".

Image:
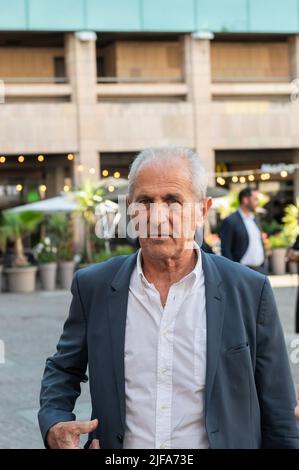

{"left": 14, "top": 236, "right": 28, "bottom": 266}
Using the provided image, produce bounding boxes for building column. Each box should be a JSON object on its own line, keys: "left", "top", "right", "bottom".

{"left": 289, "top": 36, "right": 299, "bottom": 80}
{"left": 65, "top": 32, "right": 99, "bottom": 186}
{"left": 294, "top": 151, "right": 299, "bottom": 201}
{"left": 183, "top": 34, "right": 215, "bottom": 186}
{"left": 290, "top": 37, "right": 299, "bottom": 201}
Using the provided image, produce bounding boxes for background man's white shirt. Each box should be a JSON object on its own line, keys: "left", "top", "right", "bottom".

{"left": 239, "top": 209, "right": 264, "bottom": 267}
{"left": 123, "top": 243, "right": 209, "bottom": 449}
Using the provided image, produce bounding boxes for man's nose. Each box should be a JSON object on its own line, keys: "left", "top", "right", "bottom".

{"left": 150, "top": 203, "right": 169, "bottom": 223}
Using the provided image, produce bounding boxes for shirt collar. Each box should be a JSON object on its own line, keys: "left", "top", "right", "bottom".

{"left": 136, "top": 241, "right": 202, "bottom": 288}
{"left": 238, "top": 208, "right": 254, "bottom": 220}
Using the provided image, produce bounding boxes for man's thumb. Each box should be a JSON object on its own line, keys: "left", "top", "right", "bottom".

{"left": 77, "top": 419, "right": 99, "bottom": 434}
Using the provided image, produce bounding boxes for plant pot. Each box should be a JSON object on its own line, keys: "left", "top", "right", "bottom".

{"left": 5, "top": 266, "right": 37, "bottom": 293}
{"left": 289, "top": 260, "right": 298, "bottom": 275}
{"left": 39, "top": 262, "right": 57, "bottom": 291}
{"left": 0, "top": 265, "right": 3, "bottom": 292}
{"left": 59, "top": 261, "right": 75, "bottom": 290}
{"left": 271, "top": 248, "right": 287, "bottom": 275}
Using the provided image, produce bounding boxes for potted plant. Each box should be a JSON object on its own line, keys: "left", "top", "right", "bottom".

{"left": 269, "top": 232, "right": 290, "bottom": 275}
{"left": 35, "top": 237, "right": 58, "bottom": 291}
{"left": 44, "top": 213, "right": 76, "bottom": 289}
{"left": 2, "top": 211, "right": 43, "bottom": 292}
{"left": 75, "top": 179, "right": 106, "bottom": 265}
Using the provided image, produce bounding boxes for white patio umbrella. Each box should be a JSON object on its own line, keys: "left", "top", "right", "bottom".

{"left": 6, "top": 195, "right": 77, "bottom": 213}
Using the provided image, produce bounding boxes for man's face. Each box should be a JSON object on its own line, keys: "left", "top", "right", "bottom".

{"left": 128, "top": 162, "right": 211, "bottom": 261}
{"left": 244, "top": 191, "right": 259, "bottom": 212}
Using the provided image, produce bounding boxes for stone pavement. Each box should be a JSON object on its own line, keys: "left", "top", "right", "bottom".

{"left": 0, "top": 276, "right": 298, "bottom": 449}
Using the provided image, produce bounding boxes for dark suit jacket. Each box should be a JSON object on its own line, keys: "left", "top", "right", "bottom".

{"left": 220, "top": 210, "right": 263, "bottom": 263}
{"left": 38, "top": 251, "right": 299, "bottom": 449}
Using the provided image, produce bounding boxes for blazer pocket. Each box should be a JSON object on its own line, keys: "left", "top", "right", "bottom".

{"left": 226, "top": 342, "right": 249, "bottom": 355}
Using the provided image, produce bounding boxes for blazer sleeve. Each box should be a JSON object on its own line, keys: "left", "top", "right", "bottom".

{"left": 38, "top": 271, "right": 88, "bottom": 446}
{"left": 220, "top": 218, "right": 234, "bottom": 260}
{"left": 255, "top": 277, "right": 299, "bottom": 448}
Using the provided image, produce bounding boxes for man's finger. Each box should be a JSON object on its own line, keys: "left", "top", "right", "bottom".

{"left": 295, "top": 405, "right": 299, "bottom": 420}
{"left": 89, "top": 439, "right": 100, "bottom": 449}
{"left": 76, "top": 419, "right": 99, "bottom": 434}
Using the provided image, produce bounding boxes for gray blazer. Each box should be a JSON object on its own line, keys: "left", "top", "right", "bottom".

{"left": 38, "top": 251, "right": 299, "bottom": 448}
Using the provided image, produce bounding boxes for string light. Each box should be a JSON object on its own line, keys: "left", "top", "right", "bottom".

{"left": 39, "top": 184, "right": 47, "bottom": 193}
{"left": 239, "top": 176, "right": 246, "bottom": 184}
{"left": 77, "top": 164, "right": 84, "bottom": 172}
{"left": 102, "top": 169, "right": 109, "bottom": 177}
{"left": 37, "top": 155, "right": 44, "bottom": 162}
{"left": 16, "top": 184, "right": 23, "bottom": 192}
{"left": 280, "top": 170, "right": 288, "bottom": 178}
{"left": 18, "top": 155, "right": 25, "bottom": 163}
{"left": 108, "top": 185, "right": 115, "bottom": 192}
{"left": 67, "top": 154, "right": 74, "bottom": 161}
{"left": 0, "top": 156, "right": 5, "bottom": 163}
{"left": 63, "top": 185, "right": 70, "bottom": 192}
{"left": 216, "top": 177, "right": 226, "bottom": 186}
{"left": 248, "top": 174, "right": 255, "bottom": 181}
{"left": 261, "top": 173, "right": 271, "bottom": 181}
{"left": 89, "top": 167, "right": 95, "bottom": 175}
{"left": 232, "top": 176, "right": 239, "bottom": 183}
{"left": 114, "top": 171, "right": 121, "bottom": 179}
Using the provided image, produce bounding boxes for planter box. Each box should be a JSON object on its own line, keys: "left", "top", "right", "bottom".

{"left": 5, "top": 266, "right": 37, "bottom": 293}
{"left": 39, "top": 262, "right": 57, "bottom": 291}
{"left": 271, "top": 248, "right": 287, "bottom": 275}
{"left": 59, "top": 261, "right": 75, "bottom": 290}
{"left": 289, "top": 261, "right": 298, "bottom": 275}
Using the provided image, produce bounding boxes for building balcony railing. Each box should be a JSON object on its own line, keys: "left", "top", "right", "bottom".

{"left": 97, "top": 76, "right": 187, "bottom": 98}
{"left": 0, "top": 77, "right": 71, "bottom": 100}
{"left": 211, "top": 81, "right": 294, "bottom": 97}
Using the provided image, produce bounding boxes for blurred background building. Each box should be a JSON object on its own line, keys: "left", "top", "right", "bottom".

{"left": 0, "top": 0, "right": 299, "bottom": 216}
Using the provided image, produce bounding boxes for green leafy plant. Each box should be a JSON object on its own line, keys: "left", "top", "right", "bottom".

{"left": 45, "top": 213, "right": 74, "bottom": 262}
{"left": 75, "top": 179, "right": 106, "bottom": 264}
{"left": 93, "top": 244, "right": 134, "bottom": 263}
{"left": 269, "top": 232, "right": 291, "bottom": 249}
{"left": 34, "top": 237, "right": 58, "bottom": 263}
{"left": 261, "top": 219, "right": 282, "bottom": 236}
{"left": 2, "top": 211, "right": 43, "bottom": 266}
{"left": 282, "top": 199, "right": 299, "bottom": 246}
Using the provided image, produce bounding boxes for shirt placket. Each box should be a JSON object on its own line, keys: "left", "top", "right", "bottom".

{"left": 154, "top": 285, "right": 181, "bottom": 449}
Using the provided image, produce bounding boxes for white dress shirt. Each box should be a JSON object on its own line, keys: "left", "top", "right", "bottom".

{"left": 123, "top": 243, "right": 209, "bottom": 449}
{"left": 239, "top": 209, "right": 264, "bottom": 267}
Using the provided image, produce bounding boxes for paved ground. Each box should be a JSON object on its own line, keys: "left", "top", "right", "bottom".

{"left": 0, "top": 276, "right": 298, "bottom": 449}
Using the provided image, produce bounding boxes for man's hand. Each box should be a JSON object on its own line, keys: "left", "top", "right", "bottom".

{"left": 89, "top": 439, "right": 101, "bottom": 449}
{"left": 47, "top": 419, "right": 98, "bottom": 449}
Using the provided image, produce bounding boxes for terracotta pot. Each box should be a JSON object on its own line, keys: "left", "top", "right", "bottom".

{"left": 5, "top": 266, "right": 37, "bottom": 293}
{"left": 39, "top": 262, "right": 57, "bottom": 291}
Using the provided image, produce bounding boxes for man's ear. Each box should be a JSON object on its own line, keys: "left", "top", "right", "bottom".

{"left": 202, "top": 197, "right": 213, "bottom": 220}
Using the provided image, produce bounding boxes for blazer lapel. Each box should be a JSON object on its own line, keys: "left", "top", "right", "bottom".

{"left": 201, "top": 251, "right": 226, "bottom": 415}
{"left": 106, "top": 251, "right": 138, "bottom": 429}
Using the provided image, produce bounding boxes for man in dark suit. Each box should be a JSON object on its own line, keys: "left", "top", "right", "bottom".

{"left": 39, "top": 147, "right": 299, "bottom": 449}
{"left": 220, "top": 188, "right": 266, "bottom": 273}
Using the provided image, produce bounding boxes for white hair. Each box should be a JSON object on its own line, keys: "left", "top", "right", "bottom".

{"left": 128, "top": 146, "right": 207, "bottom": 201}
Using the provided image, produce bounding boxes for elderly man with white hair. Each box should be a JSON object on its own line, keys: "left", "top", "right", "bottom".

{"left": 39, "top": 146, "right": 299, "bottom": 449}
